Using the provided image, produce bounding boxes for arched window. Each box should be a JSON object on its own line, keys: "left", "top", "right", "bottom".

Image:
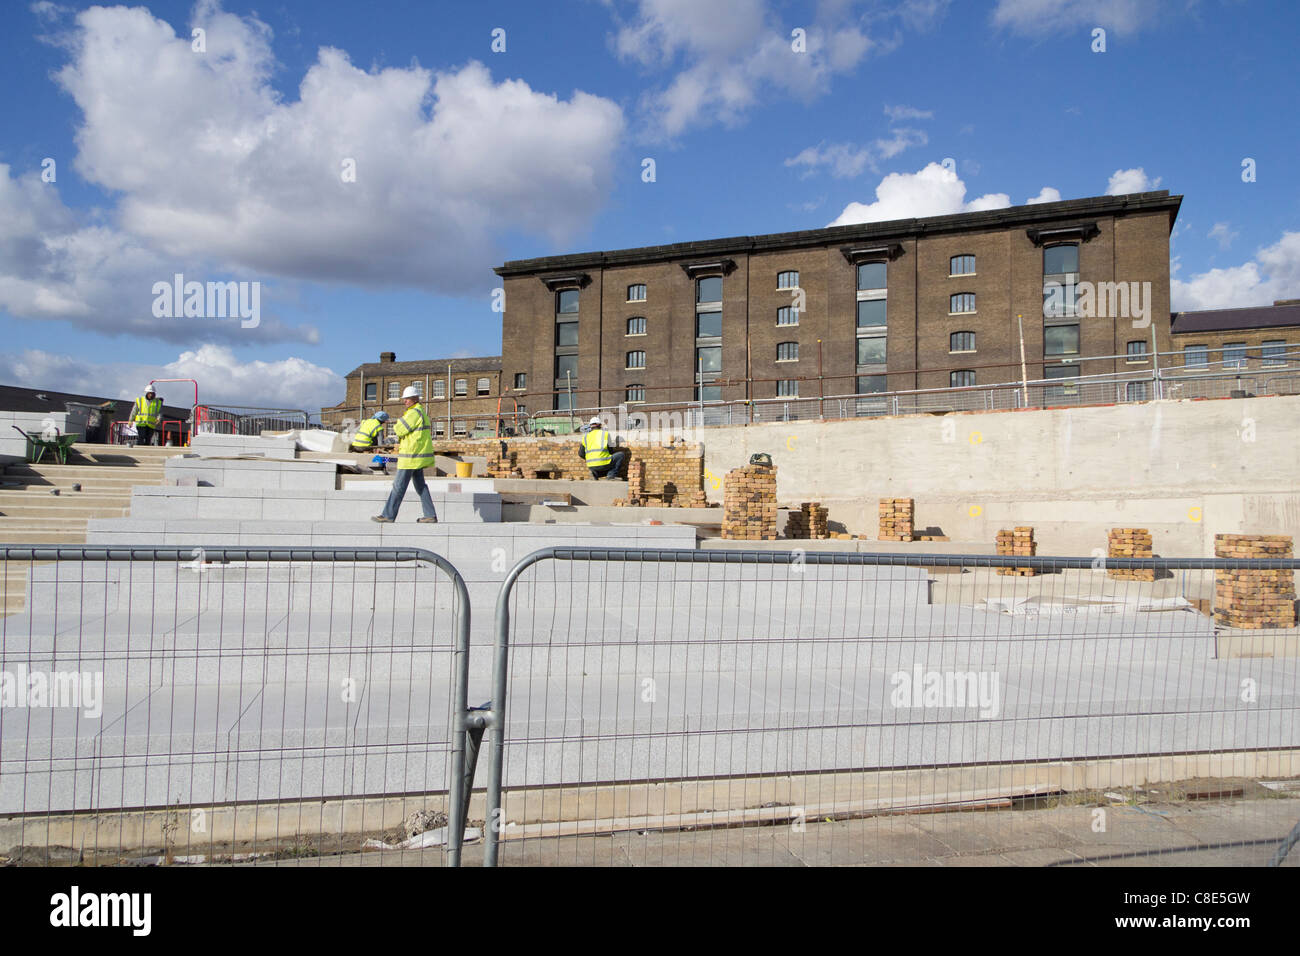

{"left": 950, "top": 331, "right": 976, "bottom": 352}
{"left": 949, "top": 293, "right": 976, "bottom": 314}
{"left": 950, "top": 255, "right": 975, "bottom": 276}
{"left": 950, "top": 370, "right": 976, "bottom": 388}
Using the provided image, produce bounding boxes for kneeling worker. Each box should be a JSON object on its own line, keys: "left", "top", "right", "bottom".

{"left": 350, "top": 410, "right": 389, "bottom": 452}
{"left": 372, "top": 387, "right": 438, "bottom": 523}
{"left": 580, "top": 417, "right": 625, "bottom": 480}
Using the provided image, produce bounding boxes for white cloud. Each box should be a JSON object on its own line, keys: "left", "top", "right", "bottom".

{"left": 1, "top": 344, "right": 344, "bottom": 413}
{"left": 1105, "top": 167, "right": 1161, "bottom": 194}
{"left": 614, "top": 0, "right": 943, "bottom": 139}
{"left": 0, "top": 1, "right": 625, "bottom": 343}
{"left": 992, "top": 0, "right": 1162, "bottom": 36}
{"left": 785, "top": 127, "right": 928, "bottom": 180}
{"left": 1208, "top": 222, "right": 1238, "bottom": 250}
{"left": 828, "top": 163, "right": 1022, "bottom": 226}
{"left": 1026, "top": 186, "right": 1062, "bottom": 204}
{"left": 884, "top": 104, "right": 933, "bottom": 122}
{"left": 874, "top": 127, "right": 929, "bottom": 160}
{"left": 1171, "top": 232, "right": 1300, "bottom": 312}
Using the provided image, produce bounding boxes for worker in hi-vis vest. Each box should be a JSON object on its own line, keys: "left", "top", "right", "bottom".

{"left": 580, "top": 417, "right": 625, "bottom": 480}
{"left": 350, "top": 410, "right": 389, "bottom": 452}
{"left": 131, "top": 385, "right": 163, "bottom": 447}
{"left": 372, "top": 387, "right": 438, "bottom": 523}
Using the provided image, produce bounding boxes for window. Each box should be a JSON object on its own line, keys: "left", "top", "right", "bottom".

{"left": 474, "top": 420, "right": 489, "bottom": 432}
{"left": 1126, "top": 340, "right": 1148, "bottom": 363}
{"left": 856, "top": 375, "right": 886, "bottom": 393}
{"left": 627, "top": 316, "right": 646, "bottom": 335}
{"left": 777, "top": 341, "right": 799, "bottom": 362}
{"left": 433, "top": 380, "right": 446, "bottom": 399}
{"left": 777, "top": 379, "right": 798, "bottom": 397}
{"left": 696, "top": 276, "right": 722, "bottom": 303}
{"left": 695, "top": 346, "right": 721, "bottom": 374}
{"left": 854, "top": 375, "right": 887, "bottom": 416}
{"left": 857, "top": 262, "right": 886, "bottom": 290}
{"left": 1126, "top": 381, "right": 1149, "bottom": 402}
{"left": 364, "top": 383, "right": 376, "bottom": 401}
{"left": 477, "top": 377, "right": 491, "bottom": 395}
{"left": 410, "top": 380, "right": 424, "bottom": 397}
{"left": 856, "top": 336, "right": 886, "bottom": 366}
{"left": 695, "top": 312, "right": 722, "bottom": 338}
{"left": 626, "top": 384, "right": 645, "bottom": 403}
{"left": 1184, "top": 345, "right": 1209, "bottom": 368}
{"left": 453, "top": 420, "right": 468, "bottom": 437}
{"left": 434, "top": 422, "right": 446, "bottom": 438}
{"left": 950, "top": 370, "right": 976, "bottom": 388}
{"left": 1043, "top": 244, "right": 1080, "bottom": 319}
{"left": 950, "top": 254, "right": 975, "bottom": 276}
{"left": 556, "top": 322, "right": 579, "bottom": 347}
{"left": 1044, "top": 324, "right": 1079, "bottom": 356}
{"left": 555, "top": 355, "right": 578, "bottom": 380}
{"left": 1043, "top": 244, "right": 1079, "bottom": 275}
{"left": 627, "top": 283, "right": 646, "bottom": 302}
{"left": 776, "top": 306, "right": 798, "bottom": 326}
{"left": 856, "top": 299, "right": 887, "bottom": 328}
{"left": 1262, "top": 340, "right": 1287, "bottom": 366}
{"left": 556, "top": 289, "right": 580, "bottom": 314}
{"left": 513, "top": 372, "right": 526, "bottom": 389}
{"left": 1044, "top": 364, "right": 1080, "bottom": 402}
{"left": 626, "top": 350, "right": 646, "bottom": 369}
{"left": 454, "top": 378, "right": 467, "bottom": 396}
{"left": 387, "top": 382, "right": 400, "bottom": 399}
{"left": 1222, "top": 342, "right": 1247, "bottom": 369}
{"left": 949, "top": 293, "right": 976, "bottom": 314}
{"left": 555, "top": 391, "right": 576, "bottom": 412}
{"left": 777, "top": 271, "right": 799, "bottom": 290}
{"left": 694, "top": 385, "right": 722, "bottom": 402}
{"left": 950, "top": 331, "right": 976, "bottom": 353}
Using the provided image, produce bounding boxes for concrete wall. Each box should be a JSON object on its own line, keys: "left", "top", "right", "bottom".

{"left": 697, "top": 395, "right": 1300, "bottom": 555}
{"left": 166, "top": 456, "right": 338, "bottom": 489}
{"left": 0, "top": 410, "right": 70, "bottom": 460}
{"left": 188, "top": 433, "right": 298, "bottom": 459}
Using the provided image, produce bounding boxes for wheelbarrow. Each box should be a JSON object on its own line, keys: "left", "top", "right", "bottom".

{"left": 11, "top": 426, "right": 79, "bottom": 465}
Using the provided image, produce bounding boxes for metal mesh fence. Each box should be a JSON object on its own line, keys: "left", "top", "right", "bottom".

{"left": 0, "top": 546, "right": 473, "bottom": 867}
{"left": 483, "top": 548, "right": 1300, "bottom": 867}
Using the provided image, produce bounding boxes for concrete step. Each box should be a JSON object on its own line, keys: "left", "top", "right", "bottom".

{"left": 3, "top": 465, "right": 168, "bottom": 481}
{"left": 0, "top": 476, "right": 162, "bottom": 494}
{"left": 0, "top": 529, "right": 87, "bottom": 544}
{"left": 0, "top": 490, "right": 131, "bottom": 504}
{"left": 0, "top": 504, "right": 130, "bottom": 519}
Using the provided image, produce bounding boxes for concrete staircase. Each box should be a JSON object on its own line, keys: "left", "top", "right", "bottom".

{"left": 0, "top": 444, "right": 173, "bottom": 614}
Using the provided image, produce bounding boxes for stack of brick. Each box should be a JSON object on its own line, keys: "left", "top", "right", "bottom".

{"left": 785, "top": 502, "right": 829, "bottom": 540}
{"left": 722, "top": 464, "right": 778, "bottom": 540}
{"left": 1107, "top": 528, "right": 1156, "bottom": 581}
{"left": 996, "top": 527, "right": 1038, "bottom": 576}
{"left": 1213, "top": 534, "right": 1296, "bottom": 629}
{"left": 626, "top": 459, "right": 647, "bottom": 506}
{"left": 687, "top": 491, "right": 709, "bottom": 508}
{"left": 878, "top": 498, "right": 915, "bottom": 541}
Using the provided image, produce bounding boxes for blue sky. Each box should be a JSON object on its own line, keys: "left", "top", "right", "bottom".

{"left": 1, "top": 0, "right": 1296, "bottom": 411}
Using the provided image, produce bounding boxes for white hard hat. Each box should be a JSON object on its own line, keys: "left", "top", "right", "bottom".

{"left": 588, "top": 417, "right": 602, "bottom": 426}
{"left": 144, "top": 384, "right": 156, "bottom": 393}
{"left": 402, "top": 386, "right": 420, "bottom": 399}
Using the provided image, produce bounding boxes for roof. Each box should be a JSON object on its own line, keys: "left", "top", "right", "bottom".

{"left": 0, "top": 383, "right": 188, "bottom": 418}
{"left": 496, "top": 191, "right": 1183, "bottom": 276}
{"left": 342, "top": 355, "right": 503, "bottom": 379}
{"left": 1171, "top": 303, "right": 1300, "bottom": 334}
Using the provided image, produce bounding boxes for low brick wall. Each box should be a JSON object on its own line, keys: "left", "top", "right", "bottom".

{"left": 1214, "top": 534, "right": 1296, "bottom": 629}
{"left": 432, "top": 437, "right": 706, "bottom": 505}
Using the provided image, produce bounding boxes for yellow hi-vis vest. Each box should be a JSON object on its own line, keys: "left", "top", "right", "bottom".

{"left": 394, "top": 404, "right": 436, "bottom": 470}
{"left": 582, "top": 428, "right": 612, "bottom": 468}
{"left": 350, "top": 417, "right": 385, "bottom": 449}
{"left": 133, "top": 396, "right": 163, "bottom": 428}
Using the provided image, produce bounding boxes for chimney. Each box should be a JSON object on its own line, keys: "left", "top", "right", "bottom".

{"left": 380, "top": 351, "right": 396, "bottom": 363}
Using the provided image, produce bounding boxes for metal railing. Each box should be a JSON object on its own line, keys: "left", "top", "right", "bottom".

{"left": 193, "top": 405, "right": 316, "bottom": 437}
{"left": 480, "top": 547, "right": 1300, "bottom": 866}
{"left": 0, "top": 546, "right": 477, "bottom": 867}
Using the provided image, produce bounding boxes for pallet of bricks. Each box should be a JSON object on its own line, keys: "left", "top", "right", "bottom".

{"left": 1107, "top": 528, "right": 1155, "bottom": 581}
{"left": 722, "top": 464, "right": 777, "bottom": 540}
{"left": 785, "top": 501, "right": 829, "bottom": 539}
{"left": 878, "top": 498, "right": 914, "bottom": 541}
{"left": 1214, "top": 534, "right": 1296, "bottom": 629}
{"left": 996, "top": 527, "right": 1037, "bottom": 575}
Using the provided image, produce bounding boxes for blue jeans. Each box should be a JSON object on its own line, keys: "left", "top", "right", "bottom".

{"left": 589, "top": 450, "right": 625, "bottom": 479}
{"left": 381, "top": 468, "right": 437, "bottom": 520}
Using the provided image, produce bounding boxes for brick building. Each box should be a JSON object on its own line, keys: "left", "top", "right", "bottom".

{"left": 1167, "top": 300, "right": 1300, "bottom": 374}
{"left": 321, "top": 353, "right": 504, "bottom": 438}
{"left": 494, "top": 191, "right": 1182, "bottom": 413}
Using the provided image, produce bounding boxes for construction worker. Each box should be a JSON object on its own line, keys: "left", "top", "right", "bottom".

{"left": 372, "top": 386, "right": 438, "bottom": 523}
{"left": 580, "top": 416, "right": 625, "bottom": 480}
{"left": 132, "top": 385, "right": 163, "bottom": 447}
{"left": 350, "top": 411, "right": 389, "bottom": 452}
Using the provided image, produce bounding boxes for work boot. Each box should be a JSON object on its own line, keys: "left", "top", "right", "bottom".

{"left": 371, "top": 515, "right": 393, "bottom": 523}
{"left": 417, "top": 516, "right": 438, "bottom": 524}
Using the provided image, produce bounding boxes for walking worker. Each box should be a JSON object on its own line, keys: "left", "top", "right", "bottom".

{"left": 580, "top": 416, "right": 625, "bottom": 480}
{"left": 372, "top": 387, "right": 438, "bottom": 523}
{"left": 350, "top": 410, "right": 389, "bottom": 452}
{"left": 131, "top": 385, "right": 163, "bottom": 447}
